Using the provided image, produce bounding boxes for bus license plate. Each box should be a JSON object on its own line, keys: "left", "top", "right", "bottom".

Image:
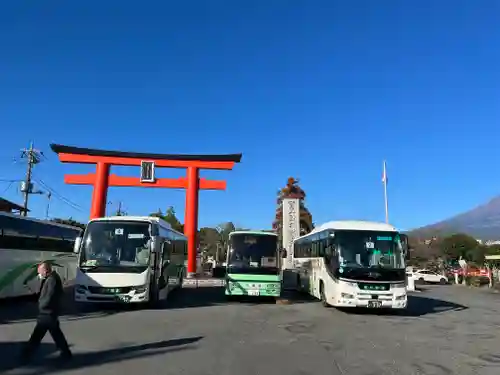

{"left": 248, "top": 289, "right": 260, "bottom": 296}
{"left": 368, "top": 300, "right": 382, "bottom": 308}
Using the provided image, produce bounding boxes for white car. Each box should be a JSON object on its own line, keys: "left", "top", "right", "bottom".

{"left": 412, "top": 269, "right": 448, "bottom": 284}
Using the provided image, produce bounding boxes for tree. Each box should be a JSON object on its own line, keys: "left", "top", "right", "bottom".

{"left": 198, "top": 227, "right": 221, "bottom": 257}
{"left": 198, "top": 222, "right": 235, "bottom": 263}
{"left": 485, "top": 244, "right": 500, "bottom": 256}
{"left": 467, "top": 245, "right": 486, "bottom": 264}
{"left": 215, "top": 222, "right": 235, "bottom": 262}
{"left": 272, "top": 177, "right": 314, "bottom": 244}
{"left": 406, "top": 235, "right": 441, "bottom": 263}
{"left": 150, "top": 206, "right": 184, "bottom": 233}
{"left": 439, "top": 233, "right": 480, "bottom": 260}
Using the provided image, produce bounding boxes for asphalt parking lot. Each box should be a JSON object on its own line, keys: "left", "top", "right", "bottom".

{"left": 1, "top": 285, "right": 500, "bottom": 375}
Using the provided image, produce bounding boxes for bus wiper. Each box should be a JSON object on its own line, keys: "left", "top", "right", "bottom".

{"left": 80, "top": 265, "right": 103, "bottom": 271}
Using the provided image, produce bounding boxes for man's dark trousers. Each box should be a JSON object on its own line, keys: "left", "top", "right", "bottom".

{"left": 24, "top": 314, "right": 71, "bottom": 358}
{"left": 22, "top": 271, "right": 72, "bottom": 359}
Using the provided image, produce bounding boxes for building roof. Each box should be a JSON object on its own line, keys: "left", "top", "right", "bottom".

{"left": 0, "top": 197, "right": 28, "bottom": 212}
{"left": 50, "top": 144, "right": 242, "bottom": 163}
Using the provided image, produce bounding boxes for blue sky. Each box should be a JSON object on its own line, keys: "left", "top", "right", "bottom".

{"left": 1, "top": 1, "right": 499, "bottom": 230}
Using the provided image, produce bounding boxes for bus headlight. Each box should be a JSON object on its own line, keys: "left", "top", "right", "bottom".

{"left": 391, "top": 283, "right": 405, "bottom": 289}
{"left": 341, "top": 293, "right": 354, "bottom": 299}
{"left": 395, "top": 294, "right": 406, "bottom": 300}
{"left": 266, "top": 283, "right": 279, "bottom": 291}
{"left": 75, "top": 285, "right": 87, "bottom": 294}
{"left": 133, "top": 285, "right": 147, "bottom": 294}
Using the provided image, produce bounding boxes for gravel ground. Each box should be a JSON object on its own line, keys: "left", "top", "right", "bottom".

{"left": 0, "top": 284, "right": 499, "bottom": 375}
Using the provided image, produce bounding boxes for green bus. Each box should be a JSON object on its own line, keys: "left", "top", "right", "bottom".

{"left": 225, "top": 231, "right": 282, "bottom": 298}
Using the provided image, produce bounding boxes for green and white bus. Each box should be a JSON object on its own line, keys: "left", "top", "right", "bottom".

{"left": 74, "top": 216, "right": 186, "bottom": 306}
{"left": 225, "top": 231, "right": 282, "bottom": 298}
{"left": 0, "top": 212, "right": 83, "bottom": 299}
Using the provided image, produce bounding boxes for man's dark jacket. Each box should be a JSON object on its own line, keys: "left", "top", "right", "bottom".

{"left": 38, "top": 271, "right": 64, "bottom": 317}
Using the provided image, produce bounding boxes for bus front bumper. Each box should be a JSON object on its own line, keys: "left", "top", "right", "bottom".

{"left": 74, "top": 285, "right": 148, "bottom": 303}
{"left": 225, "top": 281, "right": 281, "bottom": 297}
{"left": 335, "top": 293, "right": 407, "bottom": 309}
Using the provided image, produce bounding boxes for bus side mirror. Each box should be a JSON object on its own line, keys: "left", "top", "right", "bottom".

{"left": 73, "top": 237, "right": 82, "bottom": 253}
{"left": 405, "top": 248, "right": 411, "bottom": 260}
{"left": 159, "top": 242, "right": 166, "bottom": 254}
{"left": 281, "top": 249, "right": 287, "bottom": 258}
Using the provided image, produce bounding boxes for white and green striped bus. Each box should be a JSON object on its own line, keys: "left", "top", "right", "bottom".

{"left": 0, "top": 212, "right": 83, "bottom": 299}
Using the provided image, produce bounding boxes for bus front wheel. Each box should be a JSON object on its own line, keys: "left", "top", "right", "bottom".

{"left": 319, "top": 281, "right": 330, "bottom": 308}
{"left": 148, "top": 284, "right": 160, "bottom": 308}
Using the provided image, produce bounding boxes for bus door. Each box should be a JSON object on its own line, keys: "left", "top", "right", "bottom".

{"left": 311, "top": 258, "right": 320, "bottom": 295}
{"left": 148, "top": 237, "right": 165, "bottom": 301}
{"left": 158, "top": 238, "right": 171, "bottom": 292}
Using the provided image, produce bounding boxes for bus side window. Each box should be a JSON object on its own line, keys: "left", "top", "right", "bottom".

{"left": 318, "top": 238, "right": 325, "bottom": 257}
{"left": 311, "top": 239, "right": 317, "bottom": 257}
{"left": 161, "top": 241, "right": 166, "bottom": 258}
{"left": 162, "top": 239, "right": 172, "bottom": 259}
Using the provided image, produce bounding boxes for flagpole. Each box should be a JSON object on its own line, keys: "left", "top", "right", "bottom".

{"left": 383, "top": 160, "right": 389, "bottom": 224}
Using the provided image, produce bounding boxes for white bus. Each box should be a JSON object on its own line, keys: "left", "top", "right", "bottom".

{"left": 0, "top": 212, "right": 83, "bottom": 299}
{"left": 73, "top": 216, "right": 186, "bottom": 306}
{"left": 290, "top": 220, "right": 407, "bottom": 309}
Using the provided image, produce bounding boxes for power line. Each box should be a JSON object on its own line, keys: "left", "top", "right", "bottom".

{"left": 1, "top": 181, "right": 14, "bottom": 194}
{"left": 0, "top": 178, "right": 23, "bottom": 182}
{"left": 35, "top": 178, "right": 83, "bottom": 212}
{"left": 36, "top": 178, "right": 82, "bottom": 211}
{"left": 3, "top": 143, "right": 81, "bottom": 217}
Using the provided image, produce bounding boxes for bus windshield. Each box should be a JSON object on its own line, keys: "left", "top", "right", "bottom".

{"left": 79, "top": 221, "right": 152, "bottom": 271}
{"left": 228, "top": 233, "right": 278, "bottom": 273}
{"left": 334, "top": 230, "right": 405, "bottom": 270}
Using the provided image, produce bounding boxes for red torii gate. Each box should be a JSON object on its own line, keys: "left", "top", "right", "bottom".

{"left": 50, "top": 144, "right": 242, "bottom": 277}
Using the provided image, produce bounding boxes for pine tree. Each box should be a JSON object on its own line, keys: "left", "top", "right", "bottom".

{"left": 272, "top": 177, "right": 314, "bottom": 243}
{"left": 149, "top": 206, "right": 184, "bottom": 233}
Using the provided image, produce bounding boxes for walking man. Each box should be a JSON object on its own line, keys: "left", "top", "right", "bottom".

{"left": 21, "top": 261, "right": 72, "bottom": 362}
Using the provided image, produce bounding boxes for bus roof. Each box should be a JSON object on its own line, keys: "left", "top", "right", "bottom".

{"left": 313, "top": 220, "right": 398, "bottom": 233}
{"left": 0, "top": 211, "right": 83, "bottom": 232}
{"left": 293, "top": 220, "right": 399, "bottom": 242}
{"left": 229, "top": 230, "right": 278, "bottom": 237}
{"left": 89, "top": 216, "right": 172, "bottom": 228}
{"left": 88, "top": 216, "right": 188, "bottom": 238}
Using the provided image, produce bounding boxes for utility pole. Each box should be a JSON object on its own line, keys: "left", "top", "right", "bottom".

{"left": 45, "top": 191, "right": 52, "bottom": 219}
{"left": 20, "top": 141, "right": 43, "bottom": 216}
{"left": 117, "top": 201, "right": 123, "bottom": 216}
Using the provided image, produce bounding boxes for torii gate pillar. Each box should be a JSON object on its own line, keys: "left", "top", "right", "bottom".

{"left": 184, "top": 166, "right": 199, "bottom": 275}
{"left": 50, "top": 144, "right": 242, "bottom": 278}
{"left": 91, "top": 162, "right": 110, "bottom": 219}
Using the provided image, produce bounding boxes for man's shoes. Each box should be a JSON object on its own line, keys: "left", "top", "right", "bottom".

{"left": 58, "top": 352, "right": 73, "bottom": 361}
{"left": 18, "top": 350, "right": 32, "bottom": 365}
